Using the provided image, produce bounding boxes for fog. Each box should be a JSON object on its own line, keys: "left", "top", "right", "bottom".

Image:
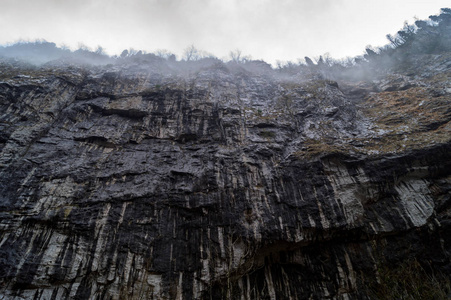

{"left": 0, "top": 0, "right": 449, "bottom": 65}
{"left": 0, "top": 6, "right": 449, "bottom": 91}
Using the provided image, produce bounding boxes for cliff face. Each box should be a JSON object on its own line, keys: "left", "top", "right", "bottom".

{"left": 0, "top": 54, "right": 450, "bottom": 299}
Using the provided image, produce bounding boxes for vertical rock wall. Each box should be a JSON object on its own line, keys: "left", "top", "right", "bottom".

{"left": 0, "top": 58, "right": 450, "bottom": 299}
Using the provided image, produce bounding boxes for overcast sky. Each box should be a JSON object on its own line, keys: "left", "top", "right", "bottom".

{"left": 0, "top": 0, "right": 449, "bottom": 64}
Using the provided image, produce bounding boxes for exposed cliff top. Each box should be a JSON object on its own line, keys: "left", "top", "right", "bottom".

{"left": 1, "top": 50, "right": 449, "bottom": 162}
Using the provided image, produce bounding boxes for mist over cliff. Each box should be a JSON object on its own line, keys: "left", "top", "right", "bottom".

{"left": 0, "top": 8, "right": 450, "bottom": 300}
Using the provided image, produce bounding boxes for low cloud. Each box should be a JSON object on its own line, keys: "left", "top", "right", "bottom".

{"left": 0, "top": 0, "right": 448, "bottom": 64}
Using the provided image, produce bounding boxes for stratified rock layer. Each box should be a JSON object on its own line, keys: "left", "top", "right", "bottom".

{"left": 0, "top": 55, "right": 450, "bottom": 299}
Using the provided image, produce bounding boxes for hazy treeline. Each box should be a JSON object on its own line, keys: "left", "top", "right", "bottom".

{"left": 275, "top": 7, "right": 451, "bottom": 80}
{"left": 0, "top": 8, "right": 449, "bottom": 78}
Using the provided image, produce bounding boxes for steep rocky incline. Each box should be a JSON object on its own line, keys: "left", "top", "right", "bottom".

{"left": 0, "top": 55, "right": 450, "bottom": 299}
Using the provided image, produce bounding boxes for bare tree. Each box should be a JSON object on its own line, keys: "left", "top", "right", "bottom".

{"left": 182, "top": 45, "right": 215, "bottom": 61}
{"left": 156, "top": 49, "right": 176, "bottom": 60}
{"left": 229, "top": 49, "right": 250, "bottom": 63}
{"left": 322, "top": 52, "right": 336, "bottom": 66}
{"left": 183, "top": 45, "right": 200, "bottom": 61}
{"left": 229, "top": 49, "right": 241, "bottom": 63}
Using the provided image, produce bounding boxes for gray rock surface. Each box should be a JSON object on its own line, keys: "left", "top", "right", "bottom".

{"left": 0, "top": 55, "right": 450, "bottom": 299}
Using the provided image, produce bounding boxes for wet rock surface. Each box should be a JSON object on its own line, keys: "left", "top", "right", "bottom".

{"left": 0, "top": 55, "right": 450, "bottom": 299}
